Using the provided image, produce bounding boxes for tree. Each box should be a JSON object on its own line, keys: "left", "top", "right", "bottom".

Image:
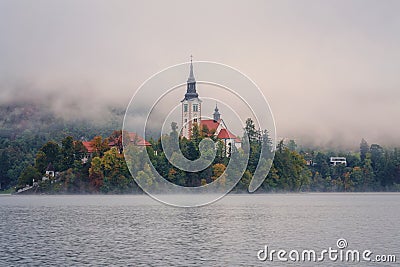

{"left": 185, "top": 140, "right": 199, "bottom": 161}
{"left": 370, "top": 144, "right": 385, "bottom": 182}
{"left": 212, "top": 163, "right": 226, "bottom": 181}
{"left": 192, "top": 123, "right": 201, "bottom": 146}
{"left": 74, "top": 140, "right": 88, "bottom": 160}
{"left": 0, "top": 148, "right": 13, "bottom": 189}
{"left": 17, "top": 165, "right": 41, "bottom": 188}
{"left": 136, "top": 163, "right": 155, "bottom": 190}
{"left": 89, "top": 157, "right": 104, "bottom": 190}
{"left": 262, "top": 166, "right": 279, "bottom": 191}
{"left": 215, "top": 140, "right": 225, "bottom": 160}
{"left": 35, "top": 141, "right": 60, "bottom": 173}
{"left": 91, "top": 136, "right": 109, "bottom": 157}
{"left": 272, "top": 145, "right": 311, "bottom": 191}
{"left": 61, "top": 168, "right": 77, "bottom": 192}
{"left": 61, "top": 136, "right": 75, "bottom": 170}
{"left": 99, "top": 147, "right": 132, "bottom": 192}
{"left": 350, "top": 166, "right": 363, "bottom": 191}
{"left": 201, "top": 125, "right": 210, "bottom": 137}
{"left": 362, "top": 153, "right": 376, "bottom": 191}
{"left": 244, "top": 118, "right": 258, "bottom": 143}
{"left": 287, "top": 139, "right": 297, "bottom": 151}
{"left": 314, "top": 152, "right": 331, "bottom": 178}
{"left": 311, "top": 171, "right": 324, "bottom": 191}
{"left": 261, "top": 130, "right": 273, "bottom": 158}
{"left": 360, "top": 138, "right": 369, "bottom": 162}
{"left": 343, "top": 172, "right": 354, "bottom": 192}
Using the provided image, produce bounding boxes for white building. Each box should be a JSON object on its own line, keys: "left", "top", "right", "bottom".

{"left": 330, "top": 157, "right": 347, "bottom": 166}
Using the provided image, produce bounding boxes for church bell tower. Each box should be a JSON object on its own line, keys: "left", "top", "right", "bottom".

{"left": 181, "top": 57, "right": 201, "bottom": 139}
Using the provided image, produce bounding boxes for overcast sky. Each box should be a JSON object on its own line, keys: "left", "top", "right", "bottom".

{"left": 0, "top": 0, "right": 399, "bottom": 148}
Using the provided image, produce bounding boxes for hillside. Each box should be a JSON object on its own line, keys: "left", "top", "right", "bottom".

{"left": 0, "top": 101, "right": 124, "bottom": 190}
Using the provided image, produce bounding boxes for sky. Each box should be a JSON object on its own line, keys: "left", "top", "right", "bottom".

{"left": 0, "top": 0, "right": 399, "bottom": 148}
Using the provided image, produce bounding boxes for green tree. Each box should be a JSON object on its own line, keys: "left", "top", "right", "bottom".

{"left": 262, "top": 166, "right": 279, "bottom": 191}
{"left": 0, "top": 148, "right": 13, "bottom": 190}
{"left": 201, "top": 125, "right": 210, "bottom": 137}
{"left": 192, "top": 123, "right": 201, "bottom": 146}
{"left": 350, "top": 166, "right": 363, "bottom": 191}
{"left": 272, "top": 146, "right": 311, "bottom": 191}
{"left": 360, "top": 138, "right": 369, "bottom": 162}
{"left": 17, "top": 165, "right": 41, "bottom": 188}
{"left": 287, "top": 139, "right": 297, "bottom": 152}
{"left": 314, "top": 152, "right": 331, "bottom": 178}
{"left": 185, "top": 140, "right": 199, "bottom": 161}
{"left": 362, "top": 153, "right": 376, "bottom": 191}
{"left": 61, "top": 136, "right": 75, "bottom": 170}
{"left": 100, "top": 147, "right": 130, "bottom": 192}
{"left": 73, "top": 140, "right": 88, "bottom": 160}
{"left": 89, "top": 157, "right": 104, "bottom": 190}
{"left": 136, "top": 163, "right": 155, "bottom": 190}
{"left": 244, "top": 118, "right": 258, "bottom": 143}
{"left": 370, "top": 144, "right": 385, "bottom": 186}
{"left": 35, "top": 141, "right": 60, "bottom": 173}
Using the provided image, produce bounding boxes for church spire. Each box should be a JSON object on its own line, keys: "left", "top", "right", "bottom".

{"left": 184, "top": 55, "right": 198, "bottom": 100}
{"left": 213, "top": 102, "right": 221, "bottom": 122}
{"left": 187, "top": 55, "right": 195, "bottom": 83}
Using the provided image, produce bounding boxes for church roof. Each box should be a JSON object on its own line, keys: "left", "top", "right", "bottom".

{"left": 200, "top": 119, "right": 220, "bottom": 132}
{"left": 82, "top": 141, "right": 95, "bottom": 153}
{"left": 183, "top": 58, "right": 199, "bottom": 101}
{"left": 217, "top": 128, "right": 237, "bottom": 139}
{"left": 126, "top": 132, "right": 151, "bottom": 146}
{"left": 83, "top": 133, "right": 151, "bottom": 153}
{"left": 187, "top": 59, "right": 196, "bottom": 83}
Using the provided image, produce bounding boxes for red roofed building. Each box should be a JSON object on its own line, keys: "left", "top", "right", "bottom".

{"left": 217, "top": 128, "right": 236, "bottom": 139}
{"left": 82, "top": 141, "right": 95, "bottom": 153}
{"left": 81, "top": 132, "right": 151, "bottom": 163}
{"left": 200, "top": 119, "right": 220, "bottom": 135}
{"left": 126, "top": 132, "right": 151, "bottom": 146}
{"left": 216, "top": 128, "right": 241, "bottom": 157}
{"left": 200, "top": 105, "right": 242, "bottom": 156}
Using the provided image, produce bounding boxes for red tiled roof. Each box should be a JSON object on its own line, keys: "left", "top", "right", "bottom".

{"left": 83, "top": 132, "right": 151, "bottom": 153}
{"left": 234, "top": 137, "right": 242, "bottom": 143}
{"left": 82, "top": 141, "right": 95, "bottom": 153}
{"left": 200, "top": 119, "right": 220, "bottom": 132}
{"left": 127, "top": 132, "right": 151, "bottom": 146}
{"left": 217, "top": 129, "right": 237, "bottom": 139}
{"left": 108, "top": 139, "right": 117, "bottom": 146}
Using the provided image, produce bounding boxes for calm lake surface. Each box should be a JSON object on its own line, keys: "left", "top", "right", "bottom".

{"left": 1, "top": 193, "right": 399, "bottom": 266}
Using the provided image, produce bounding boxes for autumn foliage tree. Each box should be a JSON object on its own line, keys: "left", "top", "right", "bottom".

{"left": 89, "top": 157, "right": 104, "bottom": 190}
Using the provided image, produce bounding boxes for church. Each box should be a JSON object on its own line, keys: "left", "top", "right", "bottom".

{"left": 180, "top": 59, "right": 241, "bottom": 152}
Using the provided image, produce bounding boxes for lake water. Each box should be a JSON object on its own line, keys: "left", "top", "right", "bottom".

{"left": 1, "top": 193, "right": 399, "bottom": 266}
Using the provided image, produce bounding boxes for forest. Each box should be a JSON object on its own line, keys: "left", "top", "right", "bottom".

{"left": 1, "top": 103, "right": 400, "bottom": 194}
